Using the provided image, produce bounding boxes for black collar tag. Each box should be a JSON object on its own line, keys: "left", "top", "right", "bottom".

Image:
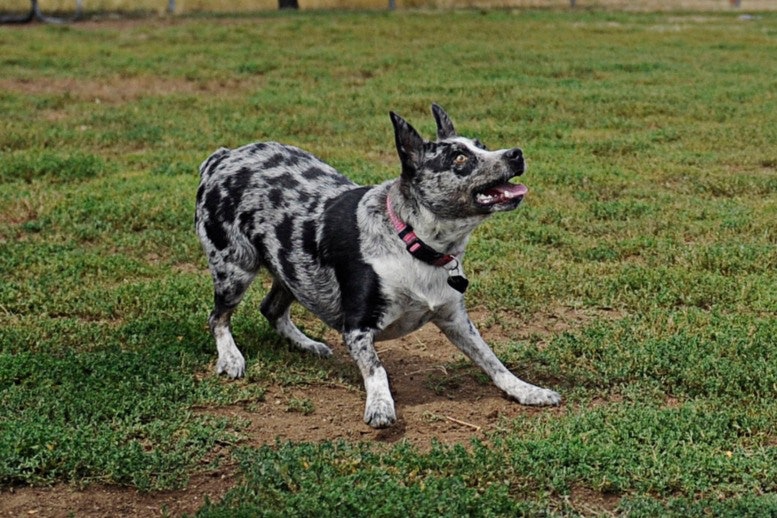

{"left": 447, "top": 275, "right": 469, "bottom": 294}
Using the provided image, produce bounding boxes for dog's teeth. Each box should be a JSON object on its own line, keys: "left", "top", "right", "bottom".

{"left": 476, "top": 193, "right": 496, "bottom": 204}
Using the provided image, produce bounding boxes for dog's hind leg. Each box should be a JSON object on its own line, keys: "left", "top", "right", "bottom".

{"left": 208, "top": 264, "right": 256, "bottom": 379}
{"left": 434, "top": 306, "right": 561, "bottom": 406}
{"left": 260, "top": 280, "right": 333, "bottom": 357}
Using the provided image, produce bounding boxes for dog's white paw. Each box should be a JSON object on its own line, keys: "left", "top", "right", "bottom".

{"left": 511, "top": 386, "right": 561, "bottom": 406}
{"left": 363, "top": 397, "right": 397, "bottom": 429}
{"left": 495, "top": 373, "right": 561, "bottom": 406}
{"left": 216, "top": 351, "right": 246, "bottom": 379}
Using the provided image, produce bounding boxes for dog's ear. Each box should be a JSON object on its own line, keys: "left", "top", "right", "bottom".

{"left": 390, "top": 111, "right": 425, "bottom": 177}
{"left": 431, "top": 103, "right": 456, "bottom": 140}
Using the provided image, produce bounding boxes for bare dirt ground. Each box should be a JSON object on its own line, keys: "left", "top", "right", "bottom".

{"left": 0, "top": 307, "right": 617, "bottom": 517}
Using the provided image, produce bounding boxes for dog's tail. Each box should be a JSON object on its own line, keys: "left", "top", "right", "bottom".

{"left": 198, "top": 147, "right": 230, "bottom": 178}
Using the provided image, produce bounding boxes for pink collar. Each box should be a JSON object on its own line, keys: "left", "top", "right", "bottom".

{"left": 386, "top": 192, "right": 470, "bottom": 293}
{"left": 386, "top": 193, "right": 455, "bottom": 268}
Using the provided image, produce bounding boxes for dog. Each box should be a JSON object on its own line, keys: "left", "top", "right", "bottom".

{"left": 195, "top": 104, "right": 561, "bottom": 428}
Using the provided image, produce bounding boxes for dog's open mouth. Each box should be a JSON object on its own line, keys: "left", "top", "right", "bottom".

{"left": 474, "top": 181, "right": 528, "bottom": 208}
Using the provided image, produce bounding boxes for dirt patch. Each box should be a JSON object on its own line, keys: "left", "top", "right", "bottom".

{"left": 568, "top": 485, "right": 621, "bottom": 516}
{"left": 211, "top": 348, "right": 534, "bottom": 449}
{"left": 0, "top": 307, "right": 616, "bottom": 517}
{"left": 209, "top": 307, "right": 612, "bottom": 449}
{"left": 0, "top": 472, "right": 234, "bottom": 518}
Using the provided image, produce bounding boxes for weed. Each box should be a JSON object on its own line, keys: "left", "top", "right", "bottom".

{"left": 286, "top": 398, "right": 315, "bottom": 415}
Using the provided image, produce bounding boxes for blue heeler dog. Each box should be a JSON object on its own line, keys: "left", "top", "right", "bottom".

{"left": 195, "top": 104, "right": 561, "bottom": 428}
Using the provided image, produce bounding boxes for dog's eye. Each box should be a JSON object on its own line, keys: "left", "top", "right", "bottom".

{"left": 453, "top": 154, "right": 468, "bottom": 165}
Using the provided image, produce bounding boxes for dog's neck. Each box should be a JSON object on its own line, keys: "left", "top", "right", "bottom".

{"left": 388, "top": 181, "right": 486, "bottom": 257}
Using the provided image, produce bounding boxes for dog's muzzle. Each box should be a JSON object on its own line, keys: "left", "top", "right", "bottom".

{"left": 473, "top": 148, "right": 527, "bottom": 211}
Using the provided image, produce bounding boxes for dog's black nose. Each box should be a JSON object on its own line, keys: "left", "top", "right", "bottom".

{"left": 505, "top": 148, "right": 524, "bottom": 175}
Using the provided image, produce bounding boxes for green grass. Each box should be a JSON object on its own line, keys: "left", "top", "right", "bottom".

{"left": 1, "top": 8, "right": 776, "bottom": 514}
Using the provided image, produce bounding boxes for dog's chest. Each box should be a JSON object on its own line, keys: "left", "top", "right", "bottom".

{"left": 371, "top": 258, "right": 459, "bottom": 341}
{"left": 376, "top": 304, "right": 436, "bottom": 341}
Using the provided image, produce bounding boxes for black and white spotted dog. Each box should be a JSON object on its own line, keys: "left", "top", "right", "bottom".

{"left": 195, "top": 104, "right": 561, "bottom": 428}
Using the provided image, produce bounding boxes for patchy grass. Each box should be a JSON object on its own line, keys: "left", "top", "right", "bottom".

{"left": 0, "top": 8, "right": 775, "bottom": 515}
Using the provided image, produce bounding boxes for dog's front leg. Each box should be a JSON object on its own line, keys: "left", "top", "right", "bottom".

{"left": 434, "top": 305, "right": 561, "bottom": 406}
{"left": 344, "top": 329, "right": 396, "bottom": 428}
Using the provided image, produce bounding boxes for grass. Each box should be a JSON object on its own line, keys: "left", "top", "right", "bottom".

{"left": 1, "top": 7, "right": 776, "bottom": 515}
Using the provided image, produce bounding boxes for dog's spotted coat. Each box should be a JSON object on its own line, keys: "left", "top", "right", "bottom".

{"left": 195, "top": 105, "right": 561, "bottom": 428}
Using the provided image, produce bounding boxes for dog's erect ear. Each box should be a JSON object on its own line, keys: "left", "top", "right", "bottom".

{"left": 390, "top": 111, "right": 425, "bottom": 177}
{"left": 431, "top": 103, "right": 456, "bottom": 140}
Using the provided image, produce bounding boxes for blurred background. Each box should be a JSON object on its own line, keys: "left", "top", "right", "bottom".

{"left": 1, "top": 0, "right": 775, "bottom": 16}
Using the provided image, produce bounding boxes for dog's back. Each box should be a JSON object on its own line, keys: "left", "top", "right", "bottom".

{"left": 195, "top": 141, "right": 357, "bottom": 325}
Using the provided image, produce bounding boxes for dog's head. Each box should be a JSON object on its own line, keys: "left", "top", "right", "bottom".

{"left": 390, "top": 104, "right": 527, "bottom": 219}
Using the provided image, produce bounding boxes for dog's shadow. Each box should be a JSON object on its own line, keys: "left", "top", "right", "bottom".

{"left": 327, "top": 337, "right": 511, "bottom": 408}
